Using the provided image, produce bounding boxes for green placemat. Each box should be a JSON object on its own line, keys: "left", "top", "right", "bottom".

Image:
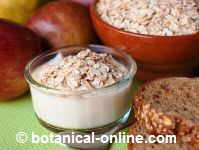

{"left": 0, "top": 80, "right": 141, "bottom": 150}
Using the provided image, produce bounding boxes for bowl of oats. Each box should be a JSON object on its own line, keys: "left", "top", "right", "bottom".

{"left": 91, "top": 0, "right": 199, "bottom": 65}
{"left": 24, "top": 44, "right": 137, "bottom": 132}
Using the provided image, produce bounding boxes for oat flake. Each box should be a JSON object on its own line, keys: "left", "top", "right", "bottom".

{"left": 40, "top": 49, "right": 127, "bottom": 90}
{"left": 97, "top": 0, "right": 199, "bottom": 36}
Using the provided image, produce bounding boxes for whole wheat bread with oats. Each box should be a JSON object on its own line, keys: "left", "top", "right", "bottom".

{"left": 133, "top": 77, "right": 199, "bottom": 144}
{"left": 128, "top": 123, "right": 197, "bottom": 150}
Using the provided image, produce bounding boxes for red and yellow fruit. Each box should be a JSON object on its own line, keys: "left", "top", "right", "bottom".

{"left": 26, "top": 0, "right": 96, "bottom": 49}
{"left": 0, "top": 19, "right": 42, "bottom": 100}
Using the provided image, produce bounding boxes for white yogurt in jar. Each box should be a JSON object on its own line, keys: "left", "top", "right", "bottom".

{"left": 30, "top": 49, "right": 135, "bottom": 130}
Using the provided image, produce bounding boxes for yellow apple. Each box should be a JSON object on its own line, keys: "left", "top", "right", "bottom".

{"left": 0, "top": 0, "right": 42, "bottom": 24}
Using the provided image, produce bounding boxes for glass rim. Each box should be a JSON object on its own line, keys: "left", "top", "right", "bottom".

{"left": 24, "top": 44, "right": 137, "bottom": 95}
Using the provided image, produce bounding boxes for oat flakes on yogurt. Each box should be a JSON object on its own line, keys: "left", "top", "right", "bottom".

{"left": 97, "top": 0, "right": 199, "bottom": 36}
{"left": 40, "top": 49, "right": 127, "bottom": 90}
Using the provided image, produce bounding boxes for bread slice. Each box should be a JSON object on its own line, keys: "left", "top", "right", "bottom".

{"left": 133, "top": 77, "right": 199, "bottom": 144}
{"left": 128, "top": 123, "right": 197, "bottom": 150}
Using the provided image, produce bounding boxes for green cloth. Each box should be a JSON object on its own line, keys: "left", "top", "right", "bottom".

{"left": 0, "top": 80, "right": 141, "bottom": 150}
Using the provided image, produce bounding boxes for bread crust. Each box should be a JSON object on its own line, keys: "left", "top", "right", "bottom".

{"left": 133, "top": 77, "right": 199, "bottom": 144}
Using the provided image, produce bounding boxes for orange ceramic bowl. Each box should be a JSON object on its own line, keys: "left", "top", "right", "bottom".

{"left": 90, "top": 0, "right": 199, "bottom": 65}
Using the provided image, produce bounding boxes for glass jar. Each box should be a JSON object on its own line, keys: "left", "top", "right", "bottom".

{"left": 24, "top": 44, "right": 137, "bottom": 132}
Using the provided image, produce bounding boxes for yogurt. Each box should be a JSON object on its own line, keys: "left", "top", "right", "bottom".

{"left": 26, "top": 46, "right": 136, "bottom": 130}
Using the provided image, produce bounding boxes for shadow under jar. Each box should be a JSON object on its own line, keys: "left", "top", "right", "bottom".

{"left": 24, "top": 44, "right": 137, "bottom": 132}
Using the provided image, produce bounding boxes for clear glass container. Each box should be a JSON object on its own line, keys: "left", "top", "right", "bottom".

{"left": 24, "top": 44, "right": 137, "bottom": 132}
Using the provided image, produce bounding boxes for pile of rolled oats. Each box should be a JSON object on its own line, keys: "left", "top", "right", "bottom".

{"left": 41, "top": 49, "right": 127, "bottom": 90}
{"left": 97, "top": 0, "right": 199, "bottom": 36}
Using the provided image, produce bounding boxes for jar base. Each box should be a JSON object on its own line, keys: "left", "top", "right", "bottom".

{"left": 36, "top": 109, "right": 132, "bottom": 133}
